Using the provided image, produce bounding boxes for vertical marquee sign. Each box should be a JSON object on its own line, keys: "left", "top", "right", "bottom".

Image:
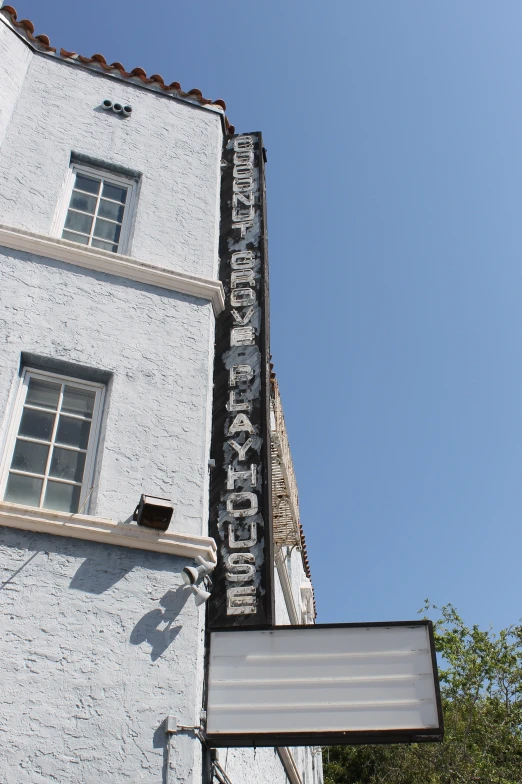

{"left": 208, "top": 132, "right": 274, "bottom": 628}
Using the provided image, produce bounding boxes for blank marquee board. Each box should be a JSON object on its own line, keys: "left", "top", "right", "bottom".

{"left": 206, "top": 621, "right": 443, "bottom": 747}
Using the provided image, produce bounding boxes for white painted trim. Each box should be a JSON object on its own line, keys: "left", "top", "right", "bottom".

{"left": 0, "top": 368, "right": 105, "bottom": 514}
{"left": 0, "top": 501, "right": 217, "bottom": 562}
{"left": 277, "top": 748, "right": 303, "bottom": 784}
{"left": 275, "top": 548, "right": 300, "bottom": 625}
{"left": 51, "top": 162, "right": 138, "bottom": 255}
{"left": 0, "top": 224, "right": 225, "bottom": 315}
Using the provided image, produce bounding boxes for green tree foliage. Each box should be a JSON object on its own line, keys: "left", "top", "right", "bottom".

{"left": 323, "top": 604, "right": 522, "bottom": 784}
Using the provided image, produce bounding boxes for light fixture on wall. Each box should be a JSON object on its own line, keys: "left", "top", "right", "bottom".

{"left": 182, "top": 556, "right": 216, "bottom": 605}
{"left": 182, "top": 556, "right": 215, "bottom": 586}
{"left": 189, "top": 584, "right": 212, "bottom": 606}
{"left": 133, "top": 495, "right": 174, "bottom": 531}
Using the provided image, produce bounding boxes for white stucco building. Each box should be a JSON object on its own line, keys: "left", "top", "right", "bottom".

{"left": 0, "top": 5, "right": 322, "bottom": 783}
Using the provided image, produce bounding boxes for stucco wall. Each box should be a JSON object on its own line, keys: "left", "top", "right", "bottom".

{"left": 288, "top": 547, "right": 308, "bottom": 621}
{"left": 291, "top": 748, "right": 324, "bottom": 784}
{"left": 219, "top": 748, "right": 289, "bottom": 784}
{"left": 0, "top": 249, "right": 215, "bottom": 533}
{"left": 0, "top": 22, "right": 222, "bottom": 279}
{"left": 0, "top": 526, "right": 205, "bottom": 784}
{"left": 0, "top": 18, "right": 32, "bottom": 149}
{"left": 0, "top": 17, "right": 324, "bottom": 784}
{"left": 0, "top": 19, "right": 221, "bottom": 782}
{"left": 274, "top": 547, "right": 312, "bottom": 626}
{"left": 274, "top": 562, "right": 291, "bottom": 625}
{"left": 223, "top": 746, "right": 322, "bottom": 784}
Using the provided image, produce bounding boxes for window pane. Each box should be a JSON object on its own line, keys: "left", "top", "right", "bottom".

{"left": 55, "top": 416, "right": 91, "bottom": 449}
{"left": 62, "top": 230, "right": 89, "bottom": 245}
{"left": 44, "top": 481, "right": 81, "bottom": 513}
{"left": 75, "top": 174, "right": 101, "bottom": 195}
{"left": 93, "top": 218, "right": 121, "bottom": 243}
{"left": 19, "top": 409, "right": 55, "bottom": 441}
{"left": 62, "top": 386, "right": 95, "bottom": 418}
{"left": 65, "top": 211, "right": 93, "bottom": 235}
{"left": 91, "top": 238, "right": 118, "bottom": 253}
{"left": 11, "top": 439, "right": 49, "bottom": 475}
{"left": 98, "top": 199, "right": 124, "bottom": 222}
{"left": 102, "top": 182, "right": 127, "bottom": 203}
{"left": 50, "top": 447, "right": 86, "bottom": 483}
{"left": 5, "top": 473, "right": 43, "bottom": 506}
{"left": 26, "top": 378, "right": 60, "bottom": 410}
{"left": 70, "top": 191, "right": 97, "bottom": 214}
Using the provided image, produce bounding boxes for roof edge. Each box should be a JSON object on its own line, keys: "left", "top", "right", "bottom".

{"left": 0, "top": 5, "right": 235, "bottom": 134}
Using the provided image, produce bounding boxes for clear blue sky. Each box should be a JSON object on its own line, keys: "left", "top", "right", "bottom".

{"left": 6, "top": 0, "right": 522, "bottom": 631}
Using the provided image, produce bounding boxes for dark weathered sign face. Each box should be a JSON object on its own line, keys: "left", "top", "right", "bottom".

{"left": 208, "top": 132, "right": 274, "bottom": 628}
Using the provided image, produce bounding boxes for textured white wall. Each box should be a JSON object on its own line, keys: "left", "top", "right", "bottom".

{"left": 274, "top": 570, "right": 292, "bottom": 625}
{"left": 287, "top": 547, "right": 308, "bottom": 621}
{"left": 219, "top": 748, "right": 290, "bottom": 784}
{"left": 274, "top": 548, "right": 311, "bottom": 626}
{"left": 0, "top": 526, "right": 205, "bottom": 784}
{"left": 221, "top": 747, "right": 323, "bottom": 784}
{"left": 292, "top": 747, "right": 324, "bottom": 784}
{"left": 0, "top": 26, "right": 228, "bottom": 784}
{"left": 0, "top": 19, "right": 222, "bottom": 783}
{"left": 0, "top": 249, "right": 215, "bottom": 533}
{"left": 0, "top": 36, "right": 222, "bottom": 278}
{"left": 0, "top": 19, "right": 32, "bottom": 148}
{"left": 0, "top": 19, "right": 323, "bottom": 784}
{"left": 0, "top": 244, "right": 214, "bottom": 783}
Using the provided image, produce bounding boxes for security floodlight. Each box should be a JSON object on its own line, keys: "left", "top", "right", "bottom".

{"left": 190, "top": 584, "right": 211, "bottom": 606}
{"left": 195, "top": 555, "right": 216, "bottom": 574}
{"left": 182, "top": 556, "right": 215, "bottom": 606}
{"left": 133, "top": 495, "right": 174, "bottom": 531}
{"left": 182, "top": 556, "right": 215, "bottom": 585}
{"left": 182, "top": 566, "right": 200, "bottom": 586}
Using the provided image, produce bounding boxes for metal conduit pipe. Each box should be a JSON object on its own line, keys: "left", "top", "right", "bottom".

{"left": 278, "top": 747, "right": 304, "bottom": 784}
{"left": 212, "top": 760, "right": 235, "bottom": 784}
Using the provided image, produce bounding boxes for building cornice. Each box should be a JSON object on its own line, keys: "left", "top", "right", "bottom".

{"left": 0, "top": 224, "right": 225, "bottom": 315}
{"left": 0, "top": 501, "right": 217, "bottom": 562}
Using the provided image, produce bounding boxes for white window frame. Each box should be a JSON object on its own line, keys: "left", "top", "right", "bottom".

{"left": 0, "top": 368, "right": 105, "bottom": 515}
{"left": 52, "top": 162, "right": 138, "bottom": 255}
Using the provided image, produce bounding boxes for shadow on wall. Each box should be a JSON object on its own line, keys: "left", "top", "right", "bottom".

{"left": 152, "top": 718, "right": 171, "bottom": 784}
{"left": 0, "top": 529, "right": 190, "bottom": 663}
{"left": 1, "top": 551, "right": 40, "bottom": 589}
{"left": 70, "top": 556, "right": 135, "bottom": 593}
{"left": 130, "top": 585, "right": 189, "bottom": 661}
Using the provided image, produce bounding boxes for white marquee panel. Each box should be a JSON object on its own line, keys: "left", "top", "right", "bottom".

{"left": 207, "top": 624, "right": 440, "bottom": 737}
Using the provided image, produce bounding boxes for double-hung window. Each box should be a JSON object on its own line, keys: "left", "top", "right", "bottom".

{"left": 1, "top": 370, "right": 104, "bottom": 514}
{"left": 60, "top": 164, "right": 136, "bottom": 254}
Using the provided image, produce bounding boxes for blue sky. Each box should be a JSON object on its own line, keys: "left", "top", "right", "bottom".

{"left": 6, "top": 0, "right": 522, "bottom": 631}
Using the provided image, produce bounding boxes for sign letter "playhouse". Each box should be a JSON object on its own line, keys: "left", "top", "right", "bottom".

{"left": 208, "top": 133, "right": 274, "bottom": 628}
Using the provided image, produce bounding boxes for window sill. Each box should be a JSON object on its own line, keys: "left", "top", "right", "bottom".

{"left": 0, "top": 223, "right": 225, "bottom": 315}
{"left": 0, "top": 501, "right": 217, "bottom": 562}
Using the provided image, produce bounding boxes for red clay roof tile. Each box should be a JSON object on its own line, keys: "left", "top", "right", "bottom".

{"left": 1, "top": 5, "right": 235, "bottom": 134}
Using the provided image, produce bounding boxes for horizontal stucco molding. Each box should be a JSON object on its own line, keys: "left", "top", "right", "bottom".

{"left": 0, "top": 224, "right": 225, "bottom": 315}
{"left": 0, "top": 501, "right": 217, "bottom": 562}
